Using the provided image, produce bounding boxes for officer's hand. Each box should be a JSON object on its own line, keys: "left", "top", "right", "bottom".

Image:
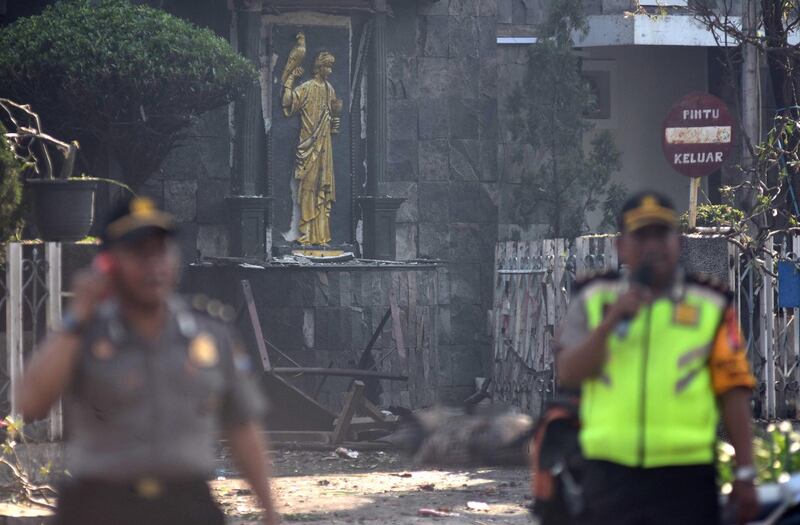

{"left": 732, "top": 480, "right": 758, "bottom": 525}
{"left": 608, "top": 286, "right": 651, "bottom": 324}
{"left": 68, "top": 269, "right": 111, "bottom": 323}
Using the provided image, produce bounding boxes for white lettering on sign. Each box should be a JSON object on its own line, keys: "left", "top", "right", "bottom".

{"left": 665, "top": 126, "right": 732, "bottom": 145}
{"left": 681, "top": 109, "right": 720, "bottom": 120}
{"left": 672, "top": 152, "right": 724, "bottom": 164}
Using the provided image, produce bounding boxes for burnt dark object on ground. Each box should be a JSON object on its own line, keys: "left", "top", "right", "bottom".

{"left": 382, "top": 405, "right": 534, "bottom": 466}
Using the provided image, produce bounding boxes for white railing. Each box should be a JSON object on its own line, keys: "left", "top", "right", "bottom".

{"left": 3, "top": 242, "right": 63, "bottom": 439}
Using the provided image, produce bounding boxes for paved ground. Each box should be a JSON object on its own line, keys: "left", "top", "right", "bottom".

{"left": 214, "top": 449, "right": 534, "bottom": 525}
{"left": 0, "top": 448, "right": 534, "bottom": 524}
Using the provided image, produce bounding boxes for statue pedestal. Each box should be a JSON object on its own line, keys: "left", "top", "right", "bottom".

{"left": 357, "top": 196, "right": 405, "bottom": 261}
{"left": 273, "top": 242, "right": 356, "bottom": 257}
{"left": 226, "top": 195, "right": 271, "bottom": 259}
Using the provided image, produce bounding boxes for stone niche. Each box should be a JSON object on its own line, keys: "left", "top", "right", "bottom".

{"left": 266, "top": 12, "right": 355, "bottom": 249}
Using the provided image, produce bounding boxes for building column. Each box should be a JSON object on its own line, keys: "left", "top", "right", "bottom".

{"left": 358, "top": 0, "right": 404, "bottom": 259}
{"left": 367, "top": 0, "right": 388, "bottom": 194}
{"left": 227, "top": 0, "right": 271, "bottom": 259}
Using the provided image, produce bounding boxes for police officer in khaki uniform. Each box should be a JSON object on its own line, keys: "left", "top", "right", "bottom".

{"left": 19, "top": 197, "right": 280, "bottom": 525}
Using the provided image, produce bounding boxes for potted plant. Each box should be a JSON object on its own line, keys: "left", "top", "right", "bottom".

{"left": 1, "top": 99, "right": 99, "bottom": 242}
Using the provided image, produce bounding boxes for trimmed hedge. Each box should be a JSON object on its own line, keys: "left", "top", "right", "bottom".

{"left": 0, "top": 0, "right": 257, "bottom": 188}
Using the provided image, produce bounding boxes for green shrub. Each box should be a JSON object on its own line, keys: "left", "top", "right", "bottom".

{"left": 0, "top": 0, "right": 257, "bottom": 189}
{"left": 719, "top": 422, "right": 800, "bottom": 493}
{"left": 679, "top": 203, "right": 745, "bottom": 231}
{"left": 0, "top": 125, "right": 24, "bottom": 242}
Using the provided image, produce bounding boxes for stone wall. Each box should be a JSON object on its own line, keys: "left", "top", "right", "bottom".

{"left": 143, "top": 107, "right": 232, "bottom": 262}
{"left": 381, "top": 1, "right": 500, "bottom": 399}
{"left": 182, "top": 263, "right": 468, "bottom": 411}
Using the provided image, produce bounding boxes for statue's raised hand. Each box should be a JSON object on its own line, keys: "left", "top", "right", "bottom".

{"left": 291, "top": 67, "right": 304, "bottom": 80}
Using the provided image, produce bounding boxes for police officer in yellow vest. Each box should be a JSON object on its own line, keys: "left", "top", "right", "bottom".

{"left": 18, "top": 197, "right": 280, "bottom": 525}
{"left": 556, "top": 192, "right": 758, "bottom": 525}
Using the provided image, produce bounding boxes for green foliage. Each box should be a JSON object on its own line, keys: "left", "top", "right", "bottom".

{"left": 718, "top": 422, "right": 800, "bottom": 493}
{"left": 507, "top": 0, "right": 625, "bottom": 239}
{"left": 0, "top": 0, "right": 257, "bottom": 189}
{"left": 679, "top": 203, "right": 745, "bottom": 231}
{"left": 0, "top": 125, "right": 24, "bottom": 242}
{"left": 539, "top": 0, "right": 588, "bottom": 46}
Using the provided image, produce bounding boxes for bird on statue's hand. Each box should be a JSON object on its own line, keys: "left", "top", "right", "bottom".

{"left": 282, "top": 32, "right": 307, "bottom": 85}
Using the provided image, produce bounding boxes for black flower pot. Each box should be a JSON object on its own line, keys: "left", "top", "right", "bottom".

{"left": 26, "top": 179, "right": 98, "bottom": 242}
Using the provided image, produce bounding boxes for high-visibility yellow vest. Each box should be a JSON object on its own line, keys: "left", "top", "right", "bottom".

{"left": 579, "top": 275, "right": 729, "bottom": 468}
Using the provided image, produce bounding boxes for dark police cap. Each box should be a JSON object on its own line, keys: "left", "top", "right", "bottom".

{"left": 100, "top": 196, "right": 176, "bottom": 249}
{"left": 618, "top": 191, "right": 677, "bottom": 233}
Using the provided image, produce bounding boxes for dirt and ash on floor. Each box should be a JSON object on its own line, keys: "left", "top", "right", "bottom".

{"left": 216, "top": 449, "right": 533, "bottom": 525}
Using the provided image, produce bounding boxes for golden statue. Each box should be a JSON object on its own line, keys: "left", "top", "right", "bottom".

{"left": 281, "top": 48, "right": 342, "bottom": 246}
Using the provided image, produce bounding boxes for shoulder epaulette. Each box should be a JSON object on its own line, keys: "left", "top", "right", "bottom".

{"left": 189, "top": 294, "right": 236, "bottom": 323}
{"left": 685, "top": 272, "right": 733, "bottom": 300}
{"left": 573, "top": 270, "right": 620, "bottom": 294}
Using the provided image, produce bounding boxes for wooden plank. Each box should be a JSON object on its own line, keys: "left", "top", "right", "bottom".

{"left": 266, "top": 431, "right": 332, "bottom": 443}
{"left": 332, "top": 381, "right": 365, "bottom": 444}
{"left": 388, "top": 277, "right": 406, "bottom": 359}
{"left": 361, "top": 398, "right": 388, "bottom": 422}
{"left": 357, "top": 309, "right": 392, "bottom": 368}
{"left": 268, "top": 441, "right": 393, "bottom": 452}
{"left": 263, "top": 373, "right": 337, "bottom": 430}
{"left": 241, "top": 280, "right": 272, "bottom": 372}
{"left": 272, "top": 367, "right": 408, "bottom": 381}
{"left": 347, "top": 416, "right": 399, "bottom": 432}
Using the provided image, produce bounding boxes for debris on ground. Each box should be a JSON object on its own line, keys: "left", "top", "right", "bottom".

{"left": 213, "top": 449, "right": 532, "bottom": 524}
{"left": 383, "top": 405, "right": 535, "bottom": 466}
{"left": 466, "top": 501, "right": 491, "bottom": 512}
{"left": 418, "top": 508, "right": 460, "bottom": 518}
{"left": 334, "top": 447, "right": 359, "bottom": 459}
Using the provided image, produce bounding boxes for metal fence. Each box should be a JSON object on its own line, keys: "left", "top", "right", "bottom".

{"left": 1, "top": 242, "right": 63, "bottom": 439}
{"left": 490, "top": 233, "right": 800, "bottom": 421}
{"left": 739, "top": 235, "right": 800, "bottom": 420}
{"left": 490, "top": 236, "right": 616, "bottom": 417}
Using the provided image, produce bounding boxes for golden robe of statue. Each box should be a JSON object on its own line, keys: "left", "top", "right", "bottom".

{"left": 282, "top": 51, "right": 341, "bottom": 246}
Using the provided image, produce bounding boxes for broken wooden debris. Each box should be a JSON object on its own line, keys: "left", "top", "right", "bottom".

{"left": 332, "top": 381, "right": 365, "bottom": 445}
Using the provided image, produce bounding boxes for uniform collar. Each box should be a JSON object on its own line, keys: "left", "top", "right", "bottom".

{"left": 98, "top": 296, "right": 197, "bottom": 345}
{"left": 621, "top": 266, "right": 686, "bottom": 303}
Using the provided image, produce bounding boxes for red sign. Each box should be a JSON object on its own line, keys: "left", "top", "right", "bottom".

{"left": 662, "top": 92, "right": 734, "bottom": 178}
